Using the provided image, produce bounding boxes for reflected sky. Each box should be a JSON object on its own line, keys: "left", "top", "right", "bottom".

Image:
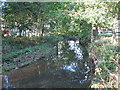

{"left": 68, "top": 40, "right": 83, "bottom": 60}
{"left": 60, "top": 62, "right": 77, "bottom": 72}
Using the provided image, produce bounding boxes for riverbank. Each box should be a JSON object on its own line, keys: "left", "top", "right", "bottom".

{"left": 2, "top": 43, "right": 55, "bottom": 73}
{"left": 89, "top": 36, "right": 119, "bottom": 88}
{"left": 2, "top": 35, "right": 63, "bottom": 73}
{"left": 2, "top": 36, "right": 93, "bottom": 88}
{"left": 2, "top": 35, "right": 94, "bottom": 88}
{"left": 2, "top": 34, "right": 92, "bottom": 73}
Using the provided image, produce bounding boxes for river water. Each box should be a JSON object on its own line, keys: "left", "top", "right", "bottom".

{"left": 2, "top": 40, "right": 93, "bottom": 88}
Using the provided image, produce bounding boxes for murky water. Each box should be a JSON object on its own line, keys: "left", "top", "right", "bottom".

{"left": 3, "top": 40, "right": 93, "bottom": 88}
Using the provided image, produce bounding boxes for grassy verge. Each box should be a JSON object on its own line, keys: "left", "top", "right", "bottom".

{"left": 2, "top": 43, "right": 51, "bottom": 60}
{"left": 2, "top": 36, "right": 45, "bottom": 54}
{"left": 2, "top": 43, "right": 55, "bottom": 73}
{"left": 2, "top": 35, "right": 63, "bottom": 73}
{"left": 89, "top": 36, "right": 119, "bottom": 88}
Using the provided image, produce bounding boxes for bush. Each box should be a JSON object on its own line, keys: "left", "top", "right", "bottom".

{"left": 90, "top": 36, "right": 119, "bottom": 88}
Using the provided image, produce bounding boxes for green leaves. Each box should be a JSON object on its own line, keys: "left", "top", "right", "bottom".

{"left": 63, "top": 57, "right": 69, "bottom": 61}
{"left": 2, "top": 2, "right": 118, "bottom": 38}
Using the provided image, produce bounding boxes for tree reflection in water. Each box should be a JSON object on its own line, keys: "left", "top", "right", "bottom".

{"left": 3, "top": 40, "right": 93, "bottom": 88}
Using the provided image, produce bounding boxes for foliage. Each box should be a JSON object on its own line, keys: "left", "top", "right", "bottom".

{"left": 2, "top": 2, "right": 35, "bottom": 36}
{"left": 2, "top": 2, "right": 119, "bottom": 39}
{"left": 43, "top": 34, "right": 64, "bottom": 44}
{"left": 89, "top": 37, "right": 119, "bottom": 88}
{"left": 1, "top": 1, "right": 119, "bottom": 88}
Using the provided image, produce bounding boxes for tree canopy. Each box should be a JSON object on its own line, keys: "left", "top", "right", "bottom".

{"left": 1, "top": 1, "right": 119, "bottom": 38}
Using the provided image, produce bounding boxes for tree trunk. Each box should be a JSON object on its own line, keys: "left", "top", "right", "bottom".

{"left": 56, "top": 43, "right": 58, "bottom": 56}
{"left": 25, "top": 30, "right": 27, "bottom": 37}
{"left": 91, "top": 24, "right": 94, "bottom": 43}
{"left": 19, "top": 29, "right": 22, "bottom": 37}
{"left": 41, "top": 24, "right": 44, "bottom": 37}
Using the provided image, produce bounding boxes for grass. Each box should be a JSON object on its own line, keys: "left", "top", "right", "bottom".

{"left": 2, "top": 43, "right": 52, "bottom": 60}
{"left": 90, "top": 36, "right": 119, "bottom": 88}
{"left": 2, "top": 42, "right": 55, "bottom": 72}
{"left": 2, "top": 36, "right": 45, "bottom": 54}
{"left": 2, "top": 34, "right": 63, "bottom": 55}
{"left": 2, "top": 35, "right": 63, "bottom": 73}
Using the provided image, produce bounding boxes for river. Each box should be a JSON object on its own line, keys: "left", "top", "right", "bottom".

{"left": 2, "top": 39, "right": 93, "bottom": 88}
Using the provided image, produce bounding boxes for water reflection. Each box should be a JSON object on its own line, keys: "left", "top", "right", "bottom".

{"left": 61, "top": 63, "right": 77, "bottom": 72}
{"left": 3, "top": 40, "right": 92, "bottom": 88}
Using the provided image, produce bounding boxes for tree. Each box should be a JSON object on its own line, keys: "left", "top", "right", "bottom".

{"left": 2, "top": 2, "right": 39, "bottom": 36}
{"left": 2, "top": 1, "right": 118, "bottom": 40}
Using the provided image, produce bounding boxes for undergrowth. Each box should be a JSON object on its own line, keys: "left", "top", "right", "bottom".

{"left": 89, "top": 36, "right": 119, "bottom": 88}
